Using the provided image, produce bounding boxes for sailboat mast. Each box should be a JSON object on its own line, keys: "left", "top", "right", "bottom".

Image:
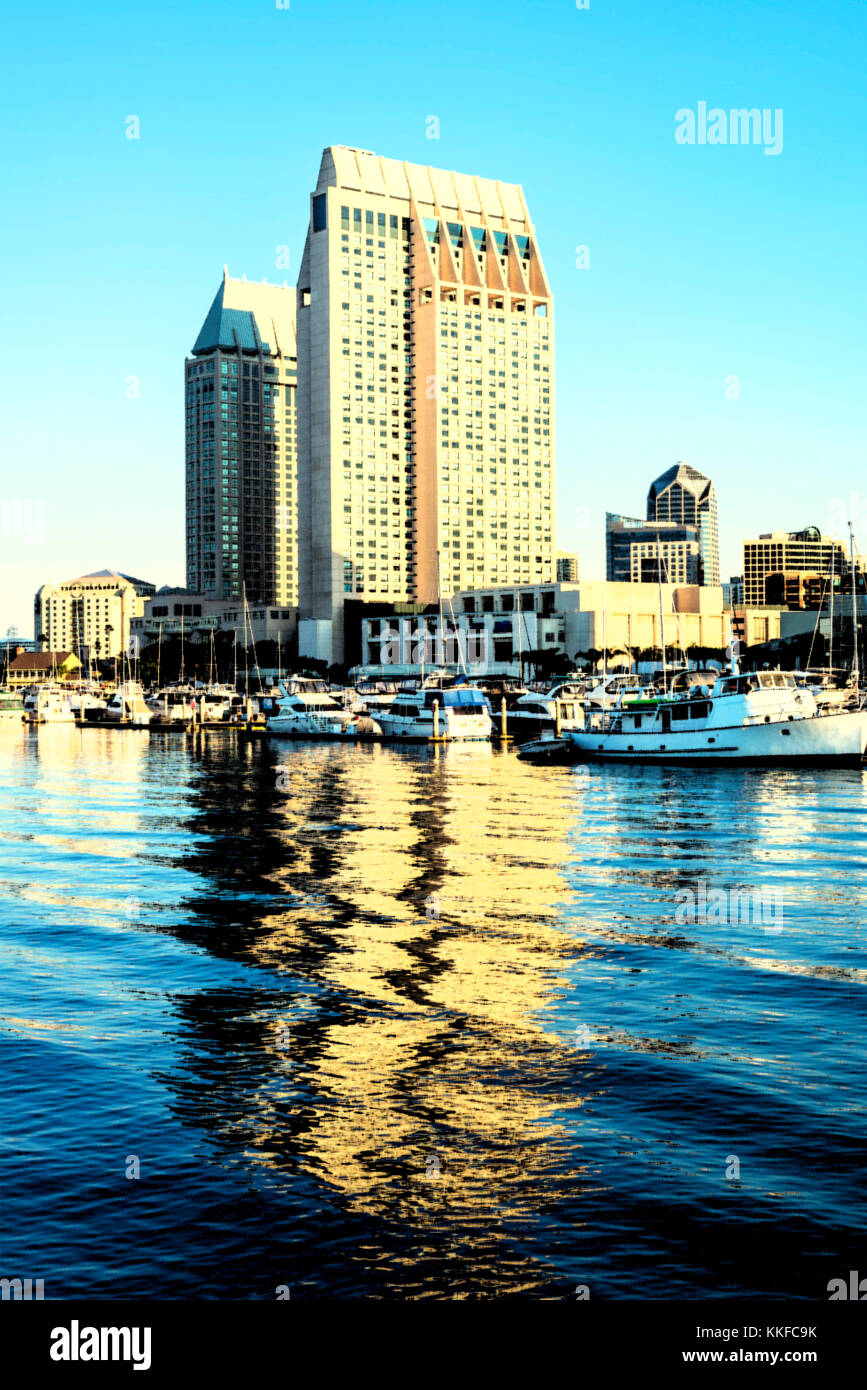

{"left": 517, "top": 604, "right": 523, "bottom": 682}
{"left": 436, "top": 549, "right": 445, "bottom": 669}
{"left": 242, "top": 586, "right": 249, "bottom": 699}
{"left": 657, "top": 534, "right": 668, "bottom": 696}
{"left": 850, "top": 521, "right": 859, "bottom": 688}
{"left": 829, "top": 546, "right": 834, "bottom": 678}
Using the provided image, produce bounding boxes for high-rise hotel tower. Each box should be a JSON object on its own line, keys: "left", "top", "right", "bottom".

{"left": 186, "top": 271, "right": 298, "bottom": 604}
{"left": 296, "top": 146, "right": 555, "bottom": 663}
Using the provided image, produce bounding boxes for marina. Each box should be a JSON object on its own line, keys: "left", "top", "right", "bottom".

{"left": 1, "top": 718, "right": 865, "bottom": 1299}
{"left": 8, "top": 657, "right": 867, "bottom": 768}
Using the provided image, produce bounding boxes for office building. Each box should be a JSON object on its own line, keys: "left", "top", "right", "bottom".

{"left": 647, "top": 461, "right": 719, "bottom": 585}
{"left": 722, "top": 575, "right": 744, "bottom": 607}
{"left": 556, "top": 551, "right": 580, "bottom": 582}
{"left": 186, "top": 271, "right": 298, "bottom": 605}
{"left": 296, "top": 146, "right": 555, "bottom": 663}
{"left": 606, "top": 513, "right": 701, "bottom": 585}
{"left": 743, "top": 526, "right": 849, "bottom": 607}
{"left": 34, "top": 570, "right": 155, "bottom": 659}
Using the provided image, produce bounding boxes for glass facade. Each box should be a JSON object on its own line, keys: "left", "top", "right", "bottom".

{"left": 186, "top": 278, "right": 298, "bottom": 605}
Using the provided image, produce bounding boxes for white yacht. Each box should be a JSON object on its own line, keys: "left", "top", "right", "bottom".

{"left": 352, "top": 679, "right": 399, "bottom": 716}
{"left": 581, "top": 671, "right": 658, "bottom": 709}
{"left": 105, "top": 681, "right": 152, "bottom": 726}
{"left": 68, "top": 689, "right": 107, "bottom": 719}
{"left": 375, "top": 679, "right": 492, "bottom": 742}
{"left": 498, "top": 679, "right": 586, "bottom": 739}
{"left": 147, "top": 687, "right": 233, "bottom": 724}
{"left": 566, "top": 670, "right": 867, "bottom": 764}
{"left": 268, "top": 678, "right": 381, "bottom": 739}
{"left": 28, "top": 687, "right": 75, "bottom": 725}
{"left": 796, "top": 671, "right": 856, "bottom": 713}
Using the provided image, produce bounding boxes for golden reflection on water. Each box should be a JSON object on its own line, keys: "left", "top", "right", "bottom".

{"left": 238, "top": 743, "right": 595, "bottom": 1232}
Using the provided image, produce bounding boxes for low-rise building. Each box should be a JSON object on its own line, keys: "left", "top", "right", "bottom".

{"left": 131, "top": 589, "right": 297, "bottom": 649}
{"left": 357, "top": 579, "right": 748, "bottom": 676}
{"left": 7, "top": 651, "right": 83, "bottom": 688}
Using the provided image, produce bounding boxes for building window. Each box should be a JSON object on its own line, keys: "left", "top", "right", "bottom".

{"left": 312, "top": 194, "right": 327, "bottom": 233}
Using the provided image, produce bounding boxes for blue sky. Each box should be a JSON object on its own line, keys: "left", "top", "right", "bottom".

{"left": 1, "top": 0, "right": 865, "bottom": 634}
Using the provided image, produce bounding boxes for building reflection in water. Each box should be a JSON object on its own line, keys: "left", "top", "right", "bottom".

{"left": 165, "top": 737, "right": 603, "bottom": 1289}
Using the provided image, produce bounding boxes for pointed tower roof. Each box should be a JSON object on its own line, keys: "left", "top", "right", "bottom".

{"left": 192, "top": 269, "right": 296, "bottom": 357}
{"left": 649, "top": 460, "right": 713, "bottom": 496}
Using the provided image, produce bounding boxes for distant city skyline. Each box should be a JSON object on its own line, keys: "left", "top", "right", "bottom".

{"left": 2, "top": 0, "right": 866, "bottom": 632}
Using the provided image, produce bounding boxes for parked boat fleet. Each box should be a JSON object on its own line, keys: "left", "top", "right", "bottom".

{"left": 3, "top": 665, "right": 866, "bottom": 764}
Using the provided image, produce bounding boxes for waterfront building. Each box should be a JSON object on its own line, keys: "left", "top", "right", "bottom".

{"left": 647, "top": 462, "right": 719, "bottom": 585}
{"left": 7, "top": 650, "right": 83, "bottom": 688}
{"left": 34, "top": 570, "right": 155, "bottom": 659}
{"left": 556, "top": 551, "right": 580, "bottom": 582}
{"left": 186, "top": 271, "right": 298, "bottom": 606}
{"left": 295, "top": 146, "right": 555, "bottom": 665}
{"left": 357, "top": 579, "right": 756, "bottom": 676}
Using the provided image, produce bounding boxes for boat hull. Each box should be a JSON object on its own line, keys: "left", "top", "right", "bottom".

{"left": 376, "top": 713, "right": 492, "bottom": 742}
{"left": 267, "top": 714, "right": 380, "bottom": 740}
{"left": 567, "top": 708, "right": 867, "bottom": 764}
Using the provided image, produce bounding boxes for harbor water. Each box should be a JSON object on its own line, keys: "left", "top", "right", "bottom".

{"left": 0, "top": 722, "right": 865, "bottom": 1299}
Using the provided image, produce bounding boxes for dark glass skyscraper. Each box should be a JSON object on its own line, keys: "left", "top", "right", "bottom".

{"left": 647, "top": 461, "right": 719, "bottom": 586}
{"left": 185, "top": 271, "right": 298, "bottom": 605}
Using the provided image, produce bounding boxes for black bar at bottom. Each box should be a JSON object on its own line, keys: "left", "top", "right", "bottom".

{"left": 0, "top": 1299, "right": 862, "bottom": 1376}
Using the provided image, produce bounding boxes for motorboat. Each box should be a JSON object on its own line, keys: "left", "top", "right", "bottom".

{"left": 27, "top": 686, "right": 75, "bottom": 724}
{"left": 104, "top": 681, "right": 152, "bottom": 726}
{"left": 581, "top": 672, "right": 659, "bottom": 709}
{"left": 566, "top": 670, "right": 867, "bottom": 764}
{"left": 375, "top": 677, "right": 492, "bottom": 741}
{"left": 0, "top": 691, "right": 26, "bottom": 721}
{"left": 496, "top": 678, "right": 586, "bottom": 740}
{"left": 795, "top": 671, "right": 856, "bottom": 712}
{"left": 68, "top": 689, "right": 107, "bottom": 719}
{"left": 351, "top": 679, "right": 399, "bottom": 715}
{"left": 147, "top": 686, "right": 232, "bottom": 724}
{"left": 267, "top": 678, "right": 381, "bottom": 739}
